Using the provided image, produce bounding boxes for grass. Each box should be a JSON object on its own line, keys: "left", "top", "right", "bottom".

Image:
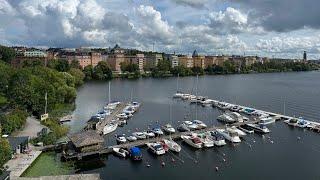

{"left": 22, "top": 152, "right": 73, "bottom": 177}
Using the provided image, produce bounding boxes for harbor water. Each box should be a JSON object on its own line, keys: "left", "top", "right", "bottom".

{"left": 68, "top": 71, "right": 320, "bottom": 180}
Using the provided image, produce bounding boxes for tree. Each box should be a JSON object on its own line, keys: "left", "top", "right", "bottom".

{"left": 83, "top": 65, "right": 94, "bottom": 80}
{"left": 55, "top": 59, "right": 70, "bottom": 72}
{"left": 93, "top": 61, "right": 112, "bottom": 80}
{"left": 0, "top": 138, "right": 11, "bottom": 168}
{"left": 68, "top": 68, "right": 85, "bottom": 86}
{"left": 171, "top": 65, "right": 192, "bottom": 76}
{"left": 70, "top": 60, "right": 81, "bottom": 69}
{"left": 0, "top": 45, "right": 16, "bottom": 63}
{"left": 0, "top": 61, "right": 13, "bottom": 94}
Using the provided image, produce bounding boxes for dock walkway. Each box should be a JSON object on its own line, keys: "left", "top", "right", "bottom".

{"left": 96, "top": 103, "right": 127, "bottom": 134}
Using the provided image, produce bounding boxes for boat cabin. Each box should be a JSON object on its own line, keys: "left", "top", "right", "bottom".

{"left": 68, "top": 131, "right": 104, "bottom": 153}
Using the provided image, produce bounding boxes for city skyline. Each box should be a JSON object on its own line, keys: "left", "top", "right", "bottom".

{"left": 1, "top": 0, "right": 320, "bottom": 59}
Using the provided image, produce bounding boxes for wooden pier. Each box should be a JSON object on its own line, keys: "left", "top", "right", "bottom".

{"left": 96, "top": 103, "right": 127, "bottom": 134}
{"left": 63, "top": 120, "right": 258, "bottom": 160}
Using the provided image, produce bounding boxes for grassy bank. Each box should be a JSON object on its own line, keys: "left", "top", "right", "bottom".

{"left": 22, "top": 152, "right": 73, "bottom": 177}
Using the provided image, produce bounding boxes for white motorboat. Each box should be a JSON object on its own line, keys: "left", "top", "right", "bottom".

{"left": 296, "top": 118, "right": 310, "bottom": 128}
{"left": 181, "top": 134, "right": 202, "bottom": 149}
{"left": 113, "top": 148, "right": 129, "bottom": 158}
{"left": 210, "top": 131, "right": 227, "bottom": 146}
{"left": 216, "top": 129, "right": 241, "bottom": 143}
{"left": 192, "top": 120, "right": 207, "bottom": 129}
{"left": 246, "top": 124, "right": 270, "bottom": 134}
{"left": 183, "top": 121, "right": 198, "bottom": 130}
{"left": 284, "top": 118, "right": 298, "bottom": 126}
{"left": 217, "top": 113, "right": 237, "bottom": 123}
{"left": 132, "top": 132, "right": 147, "bottom": 140}
{"left": 181, "top": 94, "right": 192, "bottom": 100}
{"left": 226, "top": 126, "right": 247, "bottom": 137}
{"left": 259, "top": 117, "right": 275, "bottom": 125}
{"left": 177, "top": 123, "right": 190, "bottom": 132}
{"left": 238, "top": 125, "right": 254, "bottom": 134}
{"left": 152, "top": 128, "right": 164, "bottom": 136}
{"left": 197, "top": 133, "right": 214, "bottom": 148}
{"left": 173, "top": 92, "right": 184, "bottom": 98}
{"left": 130, "top": 102, "right": 141, "bottom": 110}
{"left": 123, "top": 111, "right": 133, "bottom": 118}
{"left": 161, "top": 138, "right": 181, "bottom": 152}
{"left": 126, "top": 135, "right": 137, "bottom": 142}
{"left": 116, "top": 113, "right": 128, "bottom": 119}
{"left": 115, "top": 134, "right": 127, "bottom": 143}
{"left": 230, "top": 105, "right": 242, "bottom": 112}
{"left": 216, "top": 102, "right": 231, "bottom": 110}
{"left": 162, "top": 124, "right": 176, "bottom": 133}
{"left": 143, "top": 130, "right": 156, "bottom": 138}
{"left": 103, "top": 122, "right": 118, "bottom": 135}
{"left": 146, "top": 142, "right": 166, "bottom": 155}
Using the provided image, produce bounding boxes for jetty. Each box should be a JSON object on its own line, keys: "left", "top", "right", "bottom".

{"left": 95, "top": 102, "right": 127, "bottom": 134}
{"left": 62, "top": 120, "right": 258, "bottom": 160}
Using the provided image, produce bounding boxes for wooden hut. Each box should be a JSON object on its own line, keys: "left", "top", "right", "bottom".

{"left": 68, "top": 131, "right": 104, "bottom": 153}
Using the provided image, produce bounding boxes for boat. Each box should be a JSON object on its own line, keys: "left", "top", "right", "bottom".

{"left": 103, "top": 122, "right": 118, "bottom": 135}
{"left": 284, "top": 118, "right": 298, "bottom": 126}
{"left": 130, "top": 102, "right": 140, "bottom": 110}
{"left": 200, "top": 99, "right": 215, "bottom": 107}
{"left": 217, "top": 112, "right": 245, "bottom": 123}
{"left": 173, "top": 92, "right": 184, "bottom": 98}
{"left": 129, "top": 147, "right": 142, "bottom": 161}
{"left": 216, "top": 129, "right": 241, "bottom": 143}
{"left": 116, "top": 113, "right": 128, "bottom": 119}
{"left": 177, "top": 123, "right": 190, "bottom": 132}
{"left": 161, "top": 138, "right": 181, "bottom": 152}
{"left": 162, "top": 124, "right": 176, "bottom": 133}
{"left": 246, "top": 123, "right": 270, "bottom": 133}
{"left": 143, "top": 130, "right": 155, "bottom": 138}
{"left": 238, "top": 125, "right": 254, "bottom": 134}
{"left": 113, "top": 148, "right": 129, "bottom": 158}
{"left": 132, "top": 132, "right": 147, "bottom": 139}
{"left": 183, "top": 121, "right": 198, "bottom": 130}
{"left": 192, "top": 120, "right": 207, "bottom": 129}
{"left": 226, "top": 126, "right": 247, "bottom": 137}
{"left": 197, "top": 133, "right": 214, "bottom": 147}
{"left": 181, "top": 94, "right": 192, "bottom": 100}
{"left": 296, "top": 118, "right": 310, "bottom": 128}
{"left": 123, "top": 111, "right": 133, "bottom": 118}
{"left": 115, "top": 134, "right": 127, "bottom": 143}
{"left": 210, "top": 131, "right": 227, "bottom": 146}
{"left": 126, "top": 135, "right": 137, "bottom": 142}
{"left": 230, "top": 105, "right": 242, "bottom": 112}
{"left": 152, "top": 127, "right": 164, "bottom": 136}
{"left": 181, "top": 134, "right": 202, "bottom": 149}
{"left": 240, "top": 108, "right": 256, "bottom": 115}
{"left": 118, "top": 119, "right": 127, "bottom": 126}
{"left": 259, "top": 117, "right": 275, "bottom": 125}
{"left": 146, "top": 142, "right": 166, "bottom": 155}
{"left": 216, "top": 102, "right": 231, "bottom": 110}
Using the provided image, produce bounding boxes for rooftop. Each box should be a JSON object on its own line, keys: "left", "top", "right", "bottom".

{"left": 68, "top": 131, "right": 104, "bottom": 148}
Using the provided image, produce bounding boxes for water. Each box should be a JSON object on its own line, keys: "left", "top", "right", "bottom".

{"left": 67, "top": 71, "right": 320, "bottom": 180}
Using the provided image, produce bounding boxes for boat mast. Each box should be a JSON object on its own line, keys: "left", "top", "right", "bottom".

{"left": 195, "top": 74, "right": 198, "bottom": 120}
{"left": 108, "top": 81, "right": 111, "bottom": 104}
{"left": 130, "top": 88, "right": 133, "bottom": 102}
{"left": 176, "top": 73, "right": 179, "bottom": 92}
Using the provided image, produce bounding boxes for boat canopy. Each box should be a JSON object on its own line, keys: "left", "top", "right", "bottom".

{"left": 130, "top": 147, "right": 141, "bottom": 156}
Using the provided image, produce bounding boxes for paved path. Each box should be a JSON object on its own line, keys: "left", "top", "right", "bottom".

{"left": 14, "top": 117, "right": 48, "bottom": 138}
{"left": 5, "top": 150, "right": 42, "bottom": 178}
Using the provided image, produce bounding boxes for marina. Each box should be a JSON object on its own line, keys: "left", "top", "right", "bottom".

{"left": 66, "top": 73, "right": 320, "bottom": 180}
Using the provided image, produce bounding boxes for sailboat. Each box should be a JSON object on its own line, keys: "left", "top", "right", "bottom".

{"left": 173, "top": 74, "right": 184, "bottom": 98}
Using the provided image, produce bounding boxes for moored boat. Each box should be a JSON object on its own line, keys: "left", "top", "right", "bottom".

{"left": 259, "top": 117, "right": 275, "bottom": 125}
{"left": 181, "top": 134, "right": 202, "bottom": 149}
{"left": 246, "top": 123, "right": 270, "bottom": 134}
{"left": 192, "top": 120, "right": 207, "bottom": 129}
{"left": 126, "top": 135, "right": 137, "bottom": 142}
{"left": 162, "top": 124, "right": 176, "bottom": 133}
{"left": 226, "top": 126, "right": 247, "bottom": 137}
{"left": 161, "top": 138, "right": 181, "bottom": 152}
{"left": 210, "top": 131, "right": 227, "bottom": 146}
{"left": 146, "top": 142, "right": 166, "bottom": 155}
{"left": 177, "top": 123, "right": 190, "bottom": 132}
{"left": 115, "top": 134, "right": 127, "bottom": 143}
{"left": 113, "top": 147, "right": 129, "bottom": 158}
{"left": 132, "top": 132, "right": 147, "bottom": 140}
{"left": 129, "top": 147, "right": 142, "bottom": 161}
{"left": 197, "top": 133, "right": 214, "bottom": 147}
{"left": 216, "top": 129, "right": 241, "bottom": 143}
{"left": 103, "top": 122, "right": 118, "bottom": 135}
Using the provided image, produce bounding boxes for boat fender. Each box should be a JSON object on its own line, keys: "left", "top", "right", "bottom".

{"left": 146, "top": 164, "right": 151, "bottom": 168}
{"left": 171, "top": 158, "right": 175, "bottom": 162}
{"left": 223, "top": 158, "right": 226, "bottom": 162}
{"left": 297, "top": 136, "right": 301, "bottom": 140}
{"left": 215, "top": 166, "right": 219, "bottom": 171}
{"left": 222, "top": 153, "right": 226, "bottom": 156}
{"left": 270, "top": 140, "right": 274, "bottom": 144}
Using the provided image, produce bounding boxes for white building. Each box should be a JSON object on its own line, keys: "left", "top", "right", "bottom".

{"left": 168, "top": 55, "right": 179, "bottom": 68}
{"left": 24, "top": 50, "right": 47, "bottom": 58}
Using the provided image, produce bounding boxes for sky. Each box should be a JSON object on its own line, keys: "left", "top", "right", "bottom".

{"left": 1, "top": 0, "right": 320, "bottom": 59}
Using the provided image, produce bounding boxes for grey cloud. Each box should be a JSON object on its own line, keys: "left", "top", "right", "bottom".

{"left": 230, "top": 0, "right": 320, "bottom": 32}
{"left": 170, "top": 0, "right": 208, "bottom": 8}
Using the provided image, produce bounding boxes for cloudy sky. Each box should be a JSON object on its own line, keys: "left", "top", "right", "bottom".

{"left": 1, "top": 0, "right": 320, "bottom": 59}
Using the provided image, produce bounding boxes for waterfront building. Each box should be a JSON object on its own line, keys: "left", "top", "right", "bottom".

{"left": 166, "top": 54, "right": 179, "bottom": 68}
{"left": 24, "top": 50, "right": 47, "bottom": 58}
{"left": 7, "top": 136, "right": 29, "bottom": 154}
{"left": 215, "top": 55, "right": 229, "bottom": 66}
{"left": 125, "top": 54, "right": 145, "bottom": 72}
{"left": 61, "top": 52, "right": 102, "bottom": 69}
{"left": 107, "top": 45, "right": 126, "bottom": 73}
{"left": 178, "top": 55, "right": 193, "bottom": 68}
{"left": 145, "top": 54, "right": 163, "bottom": 70}
{"left": 204, "top": 56, "right": 218, "bottom": 68}
{"left": 192, "top": 50, "right": 205, "bottom": 69}
{"left": 68, "top": 131, "right": 104, "bottom": 153}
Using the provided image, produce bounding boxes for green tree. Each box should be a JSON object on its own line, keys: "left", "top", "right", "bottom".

{"left": 70, "top": 60, "right": 81, "bottom": 69}
{"left": 0, "top": 45, "right": 16, "bottom": 63}
{"left": 55, "top": 59, "right": 70, "bottom": 72}
{"left": 0, "top": 138, "right": 11, "bottom": 167}
{"left": 83, "top": 65, "right": 94, "bottom": 80}
{"left": 93, "top": 61, "right": 112, "bottom": 80}
{"left": 68, "top": 68, "right": 85, "bottom": 86}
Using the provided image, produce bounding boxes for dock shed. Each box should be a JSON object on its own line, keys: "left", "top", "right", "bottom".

{"left": 68, "top": 131, "right": 104, "bottom": 153}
